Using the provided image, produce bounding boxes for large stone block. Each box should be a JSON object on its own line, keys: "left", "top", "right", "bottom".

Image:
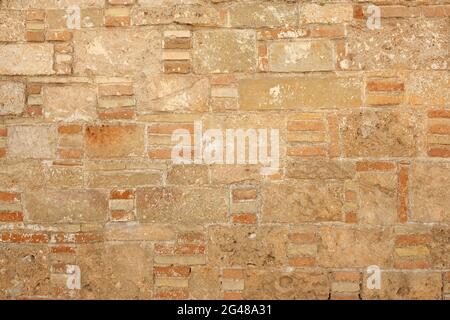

{"left": 0, "top": 81, "right": 25, "bottom": 115}
{"left": 43, "top": 85, "right": 97, "bottom": 121}
{"left": 135, "top": 76, "right": 209, "bottom": 113}
{"left": 262, "top": 182, "right": 343, "bottom": 223}
{"left": 269, "top": 41, "right": 334, "bottom": 72}
{"left": 348, "top": 19, "right": 448, "bottom": 70}
{"left": 193, "top": 30, "right": 257, "bottom": 73}
{"left": 73, "top": 29, "right": 160, "bottom": 76}
{"left": 361, "top": 272, "right": 442, "bottom": 300}
{"left": 85, "top": 125, "right": 144, "bottom": 159}
{"left": 243, "top": 269, "right": 329, "bottom": 300}
{"left": 0, "top": 245, "right": 50, "bottom": 298}
{"left": 24, "top": 190, "right": 109, "bottom": 223}
{"left": 136, "top": 187, "right": 228, "bottom": 224}
{"left": 239, "top": 77, "right": 362, "bottom": 110}
{"left": 7, "top": 126, "right": 57, "bottom": 159}
{"left": 229, "top": 3, "right": 297, "bottom": 28}
{"left": 0, "top": 44, "right": 54, "bottom": 75}
{"left": 411, "top": 162, "right": 450, "bottom": 223}
{"left": 359, "top": 172, "right": 398, "bottom": 225}
{"left": 342, "top": 111, "right": 418, "bottom": 157}
{"left": 208, "top": 226, "right": 288, "bottom": 267}
{"left": 299, "top": 3, "right": 353, "bottom": 24}
{"left": 0, "top": 10, "right": 25, "bottom": 42}
{"left": 317, "top": 226, "right": 394, "bottom": 268}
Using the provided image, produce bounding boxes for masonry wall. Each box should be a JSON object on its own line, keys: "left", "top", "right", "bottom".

{"left": 0, "top": 0, "right": 449, "bottom": 300}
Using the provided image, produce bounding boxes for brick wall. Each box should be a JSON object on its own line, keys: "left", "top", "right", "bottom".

{"left": 0, "top": 0, "right": 449, "bottom": 300}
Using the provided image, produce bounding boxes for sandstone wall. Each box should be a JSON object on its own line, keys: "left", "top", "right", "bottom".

{"left": 0, "top": 0, "right": 449, "bottom": 300}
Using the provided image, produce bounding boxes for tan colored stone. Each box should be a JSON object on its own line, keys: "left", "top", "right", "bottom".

{"left": 2, "top": 0, "right": 104, "bottom": 9}
{"left": 77, "top": 243, "right": 153, "bottom": 299}
{"left": 0, "top": 245, "right": 50, "bottom": 298}
{"left": 7, "top": 126, "right": 57, "bottom": 159}
{"left": 0, "top": 10, "right": 25, "bottom": 41}
{"left": 135, "top": 76, "right": 209, "bottom": 113}
{"left": 0, "top": 81, "right": 25, "bottom": 115}
{"left": 299, "top": 3, "right": 353, "bottom": 24}
{"left": 342, "top": 110, "right": 418, "bottom": 157}
{"left": 244, "top": 270, "right": 329, "bottom": 299}
{"left": 269, "top": 41, "right": 334, "bottom": 72}
{"left": 167, "top": 165, "right": 209, "bottom": 185}
{"left": 359, "top": 172, "right": 398, "bottom": 225}
{"left": 45, "top": 164, "right": 84, "bottom": 188}
{"left": 73, "top": 29, "right": 160, "bottom": 76}
{"left": 411, "top": 162, "right": 450, "bottom": 223}
{"left": 87, "top": 171, "right": 161, "bottom": 188}
{"left": 104, "top": 223, "right": 176, "bottom": 241}
{"left": 362, "top": 272, "right": 442, "bottom": 300}
{"left": 0, "top": 44, "right": 54, "bottom": 75}
{"left": 229, "top": 3, "right": 297, "bottom": 28}
{"left": 189, "top": 267, "right": 221, "bottom": 299}
{"left": 406, "top": 71, "right": 449, "bottom": 106}
{"left": 24, "top": 190, "right": 109, "bottom": 223}
{"left": 0, "top": 160, "right": 47, "bottom": 190}
{"left": 287, "top": 161, "right": 355, "bottom": 180}
{"left": 85, "top": 125, "right": 145, "bottom": 159}
{"left": 262, "top": 182, "right": 343, "bottom": 223}
{"left": 208, "top": 225, "right": 288, "bottom": 267}
{"left": 193, "top": 30, "right": 257, "bottom": 74}
{"left": 43, "top": 85, "right": 97, "bottom": 121}
{"left": 136, "top": 187, "right": 227, "bottom": 223}
{"left": 239, "top": 77, "right": 362, "bottom": 110}
{"left": 317, "top": 226, "right": 394, "bottom": 268}
{"left": 348, "top": 19, "right": 448, "bottom": 70}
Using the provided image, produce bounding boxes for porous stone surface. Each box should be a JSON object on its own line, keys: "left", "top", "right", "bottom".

{"left": 0, "top": 1, "right": 448, "bottom": 300}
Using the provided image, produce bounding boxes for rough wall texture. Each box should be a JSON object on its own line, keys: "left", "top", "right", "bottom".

{"left": 0, "top": 0, "right": 449, "bottom": 300}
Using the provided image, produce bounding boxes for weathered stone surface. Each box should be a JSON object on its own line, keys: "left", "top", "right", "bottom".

{"left": 166, "top": 165, "right": 209, "bottom": 185}
{"left": 0, "top": 81, "right": 25, "bottom": 115}
{"left": 244, "top": 270, "right": 330, "bottom": 300}
{"left": 317, "top": 226, "right": 394, "bottom": 268}
{"left": 135, "top": 76, "right": 209, "bottom": 113}
{"left": 430, "top": 226, "right": 450, "bottom": 268}
{"left": 406, "top": 71, "right": 449, "bottom": 106}
{"left": 229, "top": 3, "right": 297, "bottom": 28}
{"left": 73, "top": 29, "right": 160, "bottom": 76}
{"left": 299, "top": 3, "right": 353, "bottom": 24}
{"left": 0, "top": 44, "right": 54, "bottom": 75}
{"left": 0, "top": 245, "right": 50, "bottom": 298}
{"left": 0, "top": 160, "right": 47, "bottom": 190}
{"left": 342, "top": 111, "right": 418, "bottom": 157}
{"left": 411, "top": 162, "right": 450, "bottom": 223}
{"left": 208, "top": 226, "right": 288, "bottom": 267}
{"left": 359, "top": 172, "right": 398, "bottom": 225}
{"left": 1, "top": 0, "right": 448, "bottom": 300}
{"left": 269, "top": 41, "right": 334, "bottom": 72}
{"left": 262, "top": 182, "right": 343, "bottom": 223}
{"left": 43, "top": 85, "right": 97, "bottom": 121}
{"left": 361, "top": 272, "right": 442, "bottom": 300}
{"left": 77, "top": 243, "right": 153, "bottom": 299}
{"left": 136, "top": 187, "right": 228, "bottom": 223}
{"left": 7, "top": 126, "right": 57, "bottom": 159}
{"left": 1, "top": 0, "right": 104, "bottom": 9}
{"left": 193, "top": 30, "right": 257, "bottom": 73}
{"left": 189, "top": 267, "right": 221, "bottom": 299}
{"left": 85, "top": 125, "right": 144, "bottom": 158}
{"left": 348, "top": 19, "right": 448, "bottom": 70}
{"left": 0, "top": 10, "right": 25, "bottom": 42}
{"left": 239, "top": 77, "right": 362, "bottom": 110}
{"left": 24, "top": 190, "right": 109, "bottom": 223}
{"left": 86, "top": 170, "right": 161, "bottom": 188}
{"left": 287, "top": 161, "right": 355, "bottom": 180}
